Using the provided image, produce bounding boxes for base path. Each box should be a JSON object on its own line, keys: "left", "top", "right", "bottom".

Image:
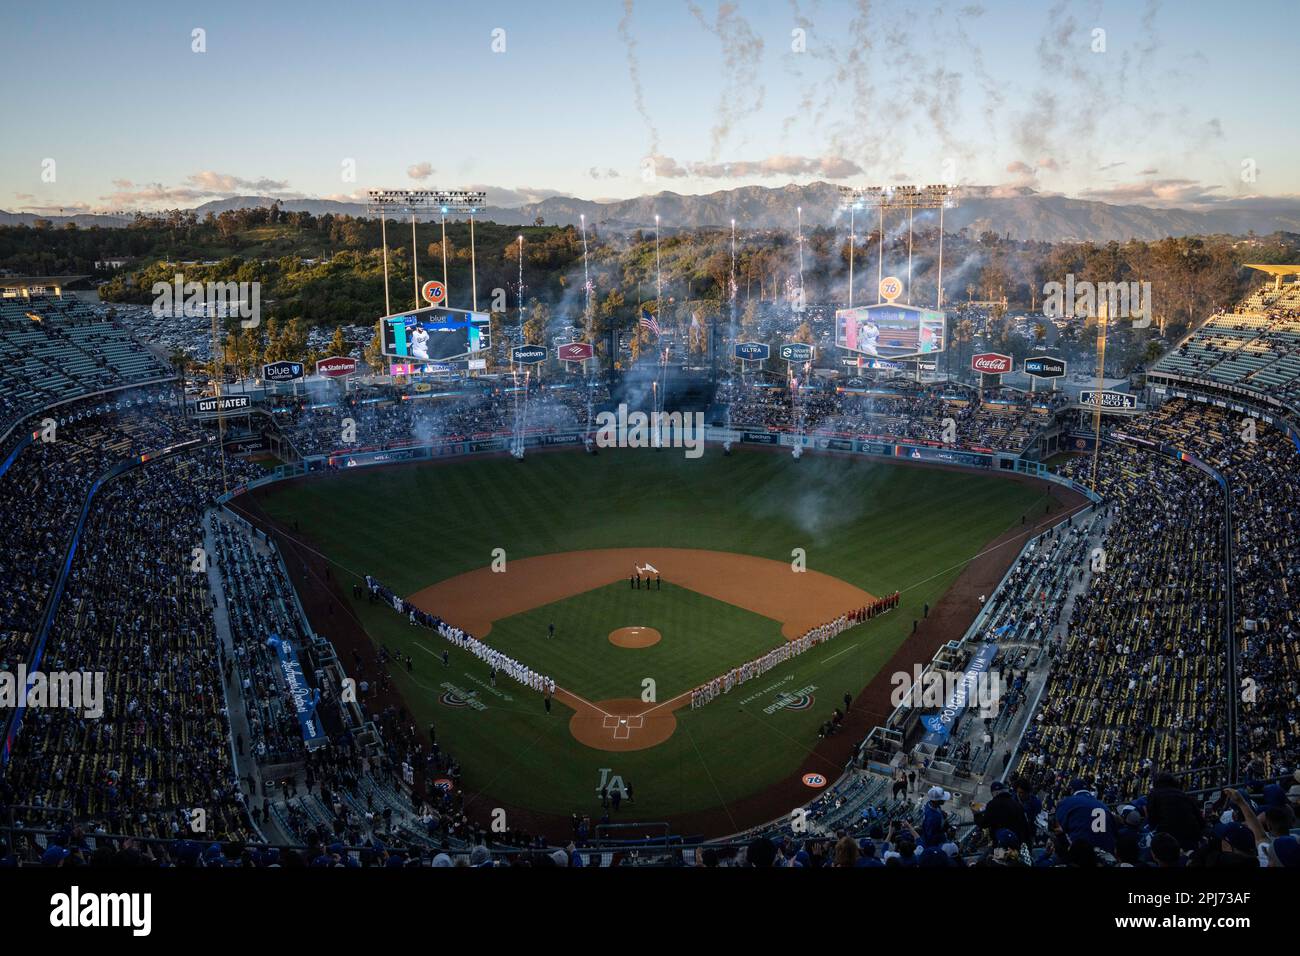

{"left": 239, "top": 455, "right": 1084, "bottom": 840}
{"left": 407, "top": 547, "right": 875, "bottom": 753}
{"left": 406, "top": 547, "right": 875, "bottom": 641}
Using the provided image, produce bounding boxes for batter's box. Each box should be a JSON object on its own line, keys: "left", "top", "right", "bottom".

{"left": 603, "top": 714, "right": 645, "bottom": 739}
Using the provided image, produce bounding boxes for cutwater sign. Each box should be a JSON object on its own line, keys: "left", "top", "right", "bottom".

{"left": 194, "top": 395, "right": 250, "bottom": 415}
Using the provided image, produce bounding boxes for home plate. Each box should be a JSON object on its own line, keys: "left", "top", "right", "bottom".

{"left": 603, "top": 714, "right": 644, "bottom": 739}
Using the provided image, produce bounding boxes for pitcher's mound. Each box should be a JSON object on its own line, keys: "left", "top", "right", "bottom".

{"left": 609, "top": 626, "right": 661, "bottom": 648}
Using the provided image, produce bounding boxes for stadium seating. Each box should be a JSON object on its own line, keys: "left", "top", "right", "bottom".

{"left": 0, "top": 294, "right": 171, "bottom": 437}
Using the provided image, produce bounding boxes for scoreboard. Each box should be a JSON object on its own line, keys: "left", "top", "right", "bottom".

{"left": 380, "top": 305, "right": 491, "bottom": 363}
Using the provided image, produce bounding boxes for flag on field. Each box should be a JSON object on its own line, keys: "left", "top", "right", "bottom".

{"left": 639, "top": 308, "right": 661, "bottom": 337}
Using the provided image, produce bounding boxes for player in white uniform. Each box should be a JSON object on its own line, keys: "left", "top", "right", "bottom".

{"left": 411, "top": 324, "right": 430, "bottom": 360}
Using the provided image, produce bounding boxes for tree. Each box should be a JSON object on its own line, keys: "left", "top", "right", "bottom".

{"left": 364, "top": 324, "right": 385, "bottom": 372}
{"left": 328, "top": 325, "right": 348, "bottom": 357}
{"left": 523, "top": 301, "right": 549, "bottom": 344}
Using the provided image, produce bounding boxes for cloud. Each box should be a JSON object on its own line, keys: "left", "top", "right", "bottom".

{"left": 588, "top": 167, "right": 621, "bottom": 180}
{"left": 407, "top": 162, "right": 434, "bottom": 181}
{"left": 647, "top": 153, "right": 863, "bottom": 180}
{"left": 97, "top": 170, "right": 299, "bottom": 208}
{"left": 466, "top": 185, "right": 569, "bottom": 207}
{"left": 1078, "top": 178, "right": 1225, "bottom": 206}
{"left": 1139, "top": 167, "right": 1159, "bottom": 176}
{"left": 16, "top": 202, "right": 95, "bottom": 216}
{"left": 1037, "top": 157, "right": 1059, "bottom": 171}
{"left": 645, "top": 154, "right": 691, "bottom": 179}
{"left": 185, "top": 170, "right": 290, "bottom": 193}
{"left": 99, "top": 182, "right": 215, "bottom": 206}
{"left": 1006, "top": 161, "right": 1033, "bottom": 175}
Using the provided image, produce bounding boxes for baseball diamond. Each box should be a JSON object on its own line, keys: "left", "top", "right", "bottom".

{"left": 247, "top": 446, "right": 1067, "bottom": 829}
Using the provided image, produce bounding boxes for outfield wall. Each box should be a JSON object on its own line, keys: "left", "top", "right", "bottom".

{"left": 218, "top": 426, "right": 1100, "bottom": 507}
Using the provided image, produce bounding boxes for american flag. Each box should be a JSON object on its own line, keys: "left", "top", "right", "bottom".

{"left": 639, "top": 308, "right": 661, "bottom": 337}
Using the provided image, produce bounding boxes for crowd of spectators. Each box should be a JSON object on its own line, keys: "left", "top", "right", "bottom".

{"left": 2, "top": 445, "right": 262, "bottom": 841}
{"left": 1014, "top": 443, "right": 1228, "bottom": 803}
{"left": 274, "top": 379, "right": 607, "bottom": 457}
{"left": 718, "top": 377, "right": 1063, "bottom": 452}
{"left": 1113, "top": 398, "right": 1300, "bottom": 779}
{"left": 0, "top": 387, "right": 196, "bottom": 671}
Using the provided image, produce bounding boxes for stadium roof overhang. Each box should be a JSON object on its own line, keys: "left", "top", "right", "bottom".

{"left": 1244, "top": 263, "right": 1300, "bottom": 289}
{"left": 0, "top": 275, "right": 90, "bottom": 295}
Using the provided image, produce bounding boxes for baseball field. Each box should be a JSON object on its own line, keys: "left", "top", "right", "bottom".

{"left": 248, "top": 446, "right": 1058, "bottom": 837}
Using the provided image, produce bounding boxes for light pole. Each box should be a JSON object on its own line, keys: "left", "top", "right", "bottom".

{"left": 379, "top": 213, "right": 391, "bottom": 315}
{"left": 411, "top": 212, "right": 420, "bottom": 310}
{"left": 848, "top": 203, "right": 859, "bottom": 309}
{"left": 838, "top": 185, "right": 955, "bottom": 307}
{"left": 469, "top": 209, "right": 479, "bottom": 312}
{"left": 440, "top": 209, "right": 448, "bottom": 293}
{"left": 367, "top": 189, "right": 485, "bottom": 312}
{"left": 796, "top": 205, "right": 805, "bottom": 299}
{"left": 654, "top": 214, "right": 662, "bottom": 311}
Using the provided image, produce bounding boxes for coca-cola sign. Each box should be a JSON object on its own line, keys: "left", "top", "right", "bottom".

{"left": 970, "top": 352, "right": 1012, "bottom": 375}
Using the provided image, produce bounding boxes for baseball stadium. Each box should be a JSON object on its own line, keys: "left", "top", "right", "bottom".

{"left": 0, "top": 5, "right": 1297, "bottom": 933}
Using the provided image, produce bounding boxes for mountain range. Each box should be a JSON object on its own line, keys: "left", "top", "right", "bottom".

{"left": 5, "top": 183, "right": 1299, "bottom": 243}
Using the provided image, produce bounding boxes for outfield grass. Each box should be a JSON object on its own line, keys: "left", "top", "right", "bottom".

{"left": 256, "top": 447, "right": 1048, "bottom": 825}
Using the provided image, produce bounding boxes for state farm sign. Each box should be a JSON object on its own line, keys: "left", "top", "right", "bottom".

{"left": 316, "top": 356, "right": 357, "bottom": 378}
{"left": 971, "top": 352, "right": 1013, "bottom": 375}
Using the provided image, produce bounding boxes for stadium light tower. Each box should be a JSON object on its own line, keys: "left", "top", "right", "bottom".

{"left": 838, "top": 185, "right": 955, "bottom": 306}
{"left": 796, "top": 206, "right": 805, "bottom": 299}
{"left": 367, "top": 189, "right": 487, "bottom": 311}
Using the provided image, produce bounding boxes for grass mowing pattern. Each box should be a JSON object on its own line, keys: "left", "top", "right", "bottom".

{"left": 256, "top": 447, "right": 1048, "bottom": 822}
{"left": 486, "top": 581, "right": 786, "bottom": 702}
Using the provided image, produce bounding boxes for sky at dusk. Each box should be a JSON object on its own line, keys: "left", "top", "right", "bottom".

{"left": 3, "top": 0, "right": 1296, "bottom": 215}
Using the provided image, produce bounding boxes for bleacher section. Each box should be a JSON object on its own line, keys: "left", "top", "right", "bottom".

{"left": 1151, "top": 274, "right": 1300, "bottom": 410}
{"left": 0, "top": 293, "right": 170, "bottom": 436}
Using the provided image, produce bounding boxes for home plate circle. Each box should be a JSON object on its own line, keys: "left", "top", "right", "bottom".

{"left": 609, "top": 626, "right": 661, "bottom": 648}
{"left": 568, "top": 697, "right": 677, "bottom": 752}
